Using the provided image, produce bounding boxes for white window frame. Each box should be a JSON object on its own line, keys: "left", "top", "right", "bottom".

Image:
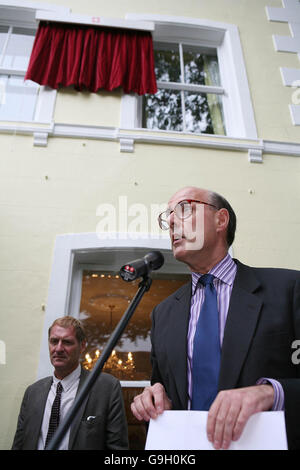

{"left": 143, "top": 41, "right": 225, "bottom": 134}
{"left": 0, "top": 1, "right": 70, "bottom": 125}
{"left": 121, "top": 14, "right": 257, "bottom": 140}
{"left": 37, "top": 232, "right": 189, "bottom": 387}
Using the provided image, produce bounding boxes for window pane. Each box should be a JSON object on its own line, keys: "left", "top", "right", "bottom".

{"left": 153, "top": 42, "right": 181, "bottom": 83}
{"left": 0, "top": 75, "right": 39, "bottom": 121}
{"left": 79, "top": 271, "right": 188, "bottom": 380}
{"left": 143, "top": 89, "right": 183, "bottom": 131}
{"left": 183, "top": 45, "right": 221, "bottom": 87}
{"left": 2, "top": 27, "right": 35, "bottom": 70}
{"left": 142, "top": 43, "right": 225, "bottom": 135}
{"left": 184, "top": 91, "right": 225, "bottom": 135}
{"left": 0, "top": 26, "right": 9, "bottom": 58}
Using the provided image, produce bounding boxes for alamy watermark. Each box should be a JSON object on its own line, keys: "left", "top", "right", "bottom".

{"left": 95, "top": 196, "right": 205, "bottom": 250}
{"left": 96, "top": 196, "right": 166, "bottom": 239}
{"left": 0, "top": 340, "right": 6, "bottom": 365}
{"left": 291, "top": 340, "right": 300, "bottom": 365}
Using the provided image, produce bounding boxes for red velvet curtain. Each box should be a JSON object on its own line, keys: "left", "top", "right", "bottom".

{"left": 25, "top": 21, "right": 157, "bottom": 95}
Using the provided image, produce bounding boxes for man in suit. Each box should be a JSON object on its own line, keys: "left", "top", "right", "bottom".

{"left": 131, "top": 186, "right": 300, "bottom": 450}
{"left": 12, "top": 316, "right": 128, "bottom": 450}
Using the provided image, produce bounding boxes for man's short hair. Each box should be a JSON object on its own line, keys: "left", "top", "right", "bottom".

{"left": 48, "top": 316, "right": 86, "bottom": 344}
{"left": 209, "top": 191, "right": 237, "bottom": 247}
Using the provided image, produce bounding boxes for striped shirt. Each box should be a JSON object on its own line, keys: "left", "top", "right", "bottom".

{"left": 187, "top": 253, "right": 284, "bottom": 410}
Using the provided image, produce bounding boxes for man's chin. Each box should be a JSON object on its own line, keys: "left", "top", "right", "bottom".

{"left": 173, "top": 239, "right": 204, "bottom": 255}
{"left": 172, "top": 243, "right": 203, "bottom": 267}
{"left": 172, "top": 243, "right": 188, "bottom": 262}
{"left": 51, "top": 358, "right": 67, "bottom": 368}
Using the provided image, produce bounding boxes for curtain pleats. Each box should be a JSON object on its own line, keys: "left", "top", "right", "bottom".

{"left": 25, "top": 22, "right": 157, "bottom": 95}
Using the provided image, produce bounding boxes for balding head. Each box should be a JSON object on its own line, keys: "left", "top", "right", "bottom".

{"left": 168, "top": 186, "right": 236, "bottom": 247}
{"left": 166, "top": 186, "right": 236, "bottom": 272}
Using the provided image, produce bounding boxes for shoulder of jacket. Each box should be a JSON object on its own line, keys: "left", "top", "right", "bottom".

{"left": 235, "top": 258, "right": 300, "bottom": 278}
{"left": 24, "top": 376, "right": 52, "bottom": 394}
{"left": 83, "top": 369, "right": 120, "bottom": 388}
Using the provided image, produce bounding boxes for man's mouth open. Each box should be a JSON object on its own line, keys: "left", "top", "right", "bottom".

{"left": 172, "top": 234, "right": 185, "bottom": 245}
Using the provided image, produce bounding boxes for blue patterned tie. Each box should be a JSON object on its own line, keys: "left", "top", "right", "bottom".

{"left": 191, "top": 274, "right": 221, "bottom": 410}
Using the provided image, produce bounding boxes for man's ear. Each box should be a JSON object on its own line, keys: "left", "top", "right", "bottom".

{"left": 216, "top": 208, "right": 229, "bottom": 234}
{"left": 80, "top": 340, "right": 87, "bottom": 355}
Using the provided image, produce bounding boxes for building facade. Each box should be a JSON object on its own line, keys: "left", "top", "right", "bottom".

{"left": 0, "top": 0, "right": 299, "bottom": 449}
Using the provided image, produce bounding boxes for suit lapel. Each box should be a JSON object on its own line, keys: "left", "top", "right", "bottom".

{"left": 166, "top": 282, "right": 192, "bottom": 409}
{"left": 31, "top": 377, "right": 52, "bottom": 448}
{"left": 68, "top": 368, "right": 90, "bottom": 449}
{"left": 218, "top": 260, "right": 263, "bottom": 390}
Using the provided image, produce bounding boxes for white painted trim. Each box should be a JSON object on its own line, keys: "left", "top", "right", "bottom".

{"left": 117, "top": 129, "right": 262, "bottom": 152}
{"left": 266, "top": 1, "right": 300, "bottom": 124}
{"left": 273, "top": 34, "right": 300, "bottom": 54}
{"left": 119, "top": 138, "right": 135, "bottom": 153}
{"left": 0, "top": 1, "right": 70, "bottom": 28}
{"left": 120, "top": 93, "right": 140, "bottom": 129}
{"left": 157, "top": 81, "right": 224, "bottom": 95}
{"left": 220, "top": 25, "right": 257, "bottom": 139}
{"left": 289, "top": 104, "right": 300, "bottom": 125}
{"left": 0, "top": 4, "right": 59, "bottom": 125}
{"left": 126, "top": 13, "right": 236, "bottom": 36}
{"left": 1, "top": 121, "right": 300, "bottom": 156}
{"left": 266, "top": 1, "right": 300, "bottom": 24}
{"left": 0, "top": 68, "right": 26, "bottom": 76}
{"left": 33, "top": 86, "right": 57, "bottom": 124}
{"left": 0, "top": 1, "right": 70, "bottom": 13}
{"left": 36, "top": 10, "right": 155, "bottom": 32}
{"left": 248, "top": 149, "right": 263, "bottom": 164}
{"left": 263, "top": 139, "right": 300, "bottom": 155}
{"left": 121, "top": 381, "right": 150, "bottom": 388}
{"left": 0, "top": 123, "right": 53, "bottom": 135}
{"left": 53, "top": 123, "right": 118, "bottom": 140}
{"left": 280, "top": 67, "right": 300, "bottom": 86}
{"left": 0, "top": 78, "right": 56, "bottom": 126}
{"left": 33, "top": 131, "right": 48, "bottom": 146}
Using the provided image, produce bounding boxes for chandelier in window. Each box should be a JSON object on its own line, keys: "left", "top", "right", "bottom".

{"left": 82, "top": 349, "right": 136, "bottom": 380}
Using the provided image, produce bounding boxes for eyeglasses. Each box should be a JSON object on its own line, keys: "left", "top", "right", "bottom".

{"left": 158, "top": 199, "right": 217, "bottom": 230}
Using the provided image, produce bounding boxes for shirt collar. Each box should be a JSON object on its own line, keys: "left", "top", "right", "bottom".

{"left": 191, "top": 253, "right": 237, "bottom": 295}
{"left": 53, "top": 364, "right": 81, "bottom": 392}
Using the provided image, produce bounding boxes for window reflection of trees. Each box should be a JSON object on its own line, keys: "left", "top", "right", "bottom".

{"left": 143, "top": 43, "right": 225, "bottom": 135}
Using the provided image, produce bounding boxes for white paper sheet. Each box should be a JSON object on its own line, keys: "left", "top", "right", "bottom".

{"left": 145, "top": 410, "right": 288, "bottom": 450}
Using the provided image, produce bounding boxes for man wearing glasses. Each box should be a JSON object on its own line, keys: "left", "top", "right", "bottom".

{"left": 131, "top": 186, "right": 300, "bottom": 450}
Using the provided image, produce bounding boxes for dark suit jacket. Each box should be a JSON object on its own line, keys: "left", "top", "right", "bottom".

{"left": 150, "top": 260, "right": 300, "bottom": 449}
{"left": 12, "top": 368, "right": 128, "bottom": 450}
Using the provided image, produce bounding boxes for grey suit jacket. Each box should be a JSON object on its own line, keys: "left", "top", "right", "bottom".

{"left": 12, "top": 368, "right": 128, "bottom": 450}
{"left": 150, "top": 260, "right": 300, "bottom": 449}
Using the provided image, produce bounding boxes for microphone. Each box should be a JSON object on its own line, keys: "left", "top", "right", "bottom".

{"left": 120, "top": 251, "right": 164, "bottom": 281}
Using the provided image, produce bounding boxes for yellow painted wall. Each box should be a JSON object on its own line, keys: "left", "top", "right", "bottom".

{"left": 1, "top": 0, "right": 300, "bottom": 449}
{"left": 47, "top": 0, "right": 300, "bottom": 142}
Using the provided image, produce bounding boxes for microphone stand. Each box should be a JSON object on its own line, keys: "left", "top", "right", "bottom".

{"left": 46, "top": 275, "right": 152, "bottom": 450}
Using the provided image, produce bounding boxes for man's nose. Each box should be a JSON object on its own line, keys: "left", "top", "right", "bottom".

{"left": 170, "top": 210, "right": 184, "bottom": 231}
{"left": 55, "top": 340, "right": 64, "bottom": 350}
{"left": 168, "top": 210, "right": 174, "bottom": 229}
